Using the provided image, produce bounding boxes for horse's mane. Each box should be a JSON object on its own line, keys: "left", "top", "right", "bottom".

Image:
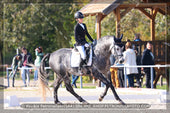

{"left": 95, "top": 36, "right": 114, "bottom": 52}
{"left": 97, "top": 35, "right": 113, "bottom": 43}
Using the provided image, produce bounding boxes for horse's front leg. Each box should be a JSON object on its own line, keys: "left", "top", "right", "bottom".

{"left": 92, "top": 69, "right": 125, "bottom": 105}
{"left": 99, "top": 71, "right": 111, "bottom": 101}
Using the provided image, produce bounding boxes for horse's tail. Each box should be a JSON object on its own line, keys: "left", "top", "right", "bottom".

{"left": 38, "top": 53, "right": 51, "bottom": 101}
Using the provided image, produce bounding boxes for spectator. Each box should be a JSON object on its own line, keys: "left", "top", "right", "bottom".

{"left": 134, "top": 33, "right": 142, "bottom": 42}
{"left": 132, "top": 45, "right": 142, "bottom": 87}
{"left": 11, "top": 54, "right": 22, "bottom": 87}
{"left": 110, "top": 54, "right": 120, "bottom": 88}
{"left": 20, "top": 47, "right": 33, "bottom": 87}
{"left": 141, "top": 42, "right": 155, "bottom": 88}
{"left": 34, "top": 46, "right": 44, "bottom": 81}
{"left": 123, "top": 42, "right": 138, "bottom": 88}
{"left": 133, "top": 33, "right": 142, "bottom": 55}
{"left": 71, "top": 75, "right": 79, "bottom": 88}
{"left": 118, "top": 66, "right": 124, "bottom": 87}
{"left": 135, "top": 50, "right": 142, "bottom": 87}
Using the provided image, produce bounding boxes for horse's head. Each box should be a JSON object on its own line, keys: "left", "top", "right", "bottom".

{"left": 110, "top": 34, "right": 124, "bottom": 62}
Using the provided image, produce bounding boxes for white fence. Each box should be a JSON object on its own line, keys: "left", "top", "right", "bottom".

{"left": 6, "top": 67, "right": 83, "bottom": 88}
{"left": 111, "top": 64, "right": 170, "bottom": 89}
{"left": 6, "top": 65, "right": 170, "bottom": 89}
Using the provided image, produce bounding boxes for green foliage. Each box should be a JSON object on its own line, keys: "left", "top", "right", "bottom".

{"left": 1, "top": 1, "right": 79, "bottom": 63}
{"left": 0, "top": 1, "right": 168, "bottom": 65}
{"left": 83, "top": 9, "right": 167, "bottom": 41}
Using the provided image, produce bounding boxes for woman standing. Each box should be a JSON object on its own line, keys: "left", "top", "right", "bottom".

{"left": 11, "top": 54, "right": 22, "bottom": 87}
{"left": 123, "top": 42, "right": 138, "bottom": 88}
{"left": 34, "top": 47, "right": 44, "bottom": 81}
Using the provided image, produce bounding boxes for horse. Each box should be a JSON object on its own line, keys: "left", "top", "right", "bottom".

{"left": 39, "top": 35, "right": 125, "bottom": 105}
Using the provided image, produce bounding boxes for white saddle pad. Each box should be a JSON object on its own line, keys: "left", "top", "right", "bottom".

{"left": 71, "top": 49, "right": 81, "bottom": 67}
{"left": 71, "top": 46, "right": 93, "bottom": 67}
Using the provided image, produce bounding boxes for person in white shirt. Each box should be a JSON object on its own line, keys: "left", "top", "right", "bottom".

{"left": 123, "top": 41, "right": 138, "bottom": 88}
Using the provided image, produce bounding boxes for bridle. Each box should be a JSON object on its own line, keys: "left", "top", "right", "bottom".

{"left": 111, "top": 43, "right": 123, "bottom": 64}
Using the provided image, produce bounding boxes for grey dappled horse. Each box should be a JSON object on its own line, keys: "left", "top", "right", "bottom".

{"left": 39, "top": 35, "right": 124, "bottom": 104}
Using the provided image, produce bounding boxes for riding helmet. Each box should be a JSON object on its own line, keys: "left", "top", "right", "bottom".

{"left": 74, "top": 11, "right": 84, "bottom": 19}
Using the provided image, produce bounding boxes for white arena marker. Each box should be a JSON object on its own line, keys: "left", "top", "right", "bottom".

{"left": 7, "top": 95, "right": 20, "bottom": 107}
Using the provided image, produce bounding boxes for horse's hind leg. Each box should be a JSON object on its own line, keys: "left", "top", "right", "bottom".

{"left": 53, "top": 76, "right": 63, "bottom": 104}
{"left": 63, "top": 75, "right": 88, "bottom": 104}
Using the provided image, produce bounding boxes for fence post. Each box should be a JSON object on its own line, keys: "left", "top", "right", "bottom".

{"left": 124, "top": 67, "right": 127, "bottom": 88}
{"left": 169, "top": 67, "right": 170, "bottom": 93}
{"left": 80, "top": 76, "right": 83, "bottom": 88}
{"left": 7, "top": 68, "right": 10, "bottom": 87}
{"left": 151, "top": 67, "right": 153, "bottom": 89}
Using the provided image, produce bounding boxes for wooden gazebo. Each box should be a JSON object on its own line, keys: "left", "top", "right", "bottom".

{"left": 80, "top": 0, "right": 170, "bottom": 40}
{"left": 80, "top": 0, "right": 170, "bottom": 88}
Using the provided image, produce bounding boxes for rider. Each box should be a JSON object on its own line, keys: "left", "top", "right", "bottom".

{"left": 74, "top": 11, "right": 94, "bottom": 71}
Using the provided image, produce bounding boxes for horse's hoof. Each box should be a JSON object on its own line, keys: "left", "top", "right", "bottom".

{"left": 99, "top": 97, "right": 103, "bottom": 102}
{"left": 55, "top": 101, "right": 63, "bottom": 105}
{"left": 119, "top": 100, "right": 125, "bottom": 105}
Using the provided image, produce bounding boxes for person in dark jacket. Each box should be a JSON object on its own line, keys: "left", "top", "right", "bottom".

{"left": 141, "top": 42, "right": 155, "bottom": 88}
{"left": 20, "top": 47, "right": 33, "bottom": 87}
{"left": 11, "top": 54, "right": 22, "bottom": 87}
{"left": 74, "top": 11, "right": 94, "bottom": 71}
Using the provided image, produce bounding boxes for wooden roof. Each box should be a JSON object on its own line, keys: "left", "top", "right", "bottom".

{"left": 80, "top": 0, "right": 125, "bottom": 16}
{"left": 80, "top": 0, "right": 170, "bottom": 16}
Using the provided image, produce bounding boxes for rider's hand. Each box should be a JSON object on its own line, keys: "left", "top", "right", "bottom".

{"left": 85, "top": 43, "right": 89, "bottom": 47}
{"left": 92, "top": 39, "right": 96, "bottom": 45}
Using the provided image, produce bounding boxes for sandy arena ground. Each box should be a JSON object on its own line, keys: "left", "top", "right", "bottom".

{"left": 1, "top": 78, "right": 169, "bottom": 111}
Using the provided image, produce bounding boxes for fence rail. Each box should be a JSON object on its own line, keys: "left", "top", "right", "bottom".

{"left": 111, "top": 64, "right": 170, "bottom": 89}
{"left": 6, "top": 67, "right": 83, "bottom": 88}
{"left": 6, "top": 64, "right": 170, "bottom": 89}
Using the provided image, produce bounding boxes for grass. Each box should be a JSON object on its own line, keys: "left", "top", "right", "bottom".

{"left": 155, "top": 85, "right": 167, "bottom": 90}
{"left": 141, "top": 77, "right": 167, "bottom": 90}
{"left": 142, "top": 84, "right": 167, "bottom": 90}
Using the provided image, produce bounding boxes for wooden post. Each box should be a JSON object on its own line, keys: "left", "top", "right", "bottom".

{"left": 96, "top": 13, "right": 102, "bottom": 40}
{"left": 115, "top": 7, "right": 121, "bottom": 38}
{"left": 150, "top": 8, "right": 155, "bottom": 41}
{"left": 96, "top": 13, "right": 106, "bottom": 39}
{"left": 150, "top": 8, "right": 158, "bottom": 41}
{"left": 138, "top": 7, "right": 158, "bottom": 41}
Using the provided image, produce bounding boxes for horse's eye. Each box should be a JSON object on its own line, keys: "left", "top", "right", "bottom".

{"left": 117, "top": 48, "right": 119, "bottom": 51}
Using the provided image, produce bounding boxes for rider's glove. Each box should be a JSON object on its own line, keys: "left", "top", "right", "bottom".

{"left": 85, "top": 43, "right": 89, "bottom": 47}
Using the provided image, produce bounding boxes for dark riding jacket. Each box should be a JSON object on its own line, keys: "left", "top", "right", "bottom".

{"left": 74, "top": 23, "right": 93, "bottom": 46}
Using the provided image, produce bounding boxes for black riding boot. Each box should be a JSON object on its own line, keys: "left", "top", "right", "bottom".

{"left": 79, "top": 59, "right": 86, "bottom": 74}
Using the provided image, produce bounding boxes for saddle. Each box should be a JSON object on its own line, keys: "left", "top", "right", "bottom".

{"left": 71, "top": 44, "right": 93, "bottom": 68}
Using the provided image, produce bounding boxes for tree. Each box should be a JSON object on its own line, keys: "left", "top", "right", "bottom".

{"left": 1, "top": 0, "right": 85, "bottom": 64}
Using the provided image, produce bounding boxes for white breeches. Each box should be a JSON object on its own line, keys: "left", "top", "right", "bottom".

{"left": 76, "top": 45, "right": 86, "bottom": 60}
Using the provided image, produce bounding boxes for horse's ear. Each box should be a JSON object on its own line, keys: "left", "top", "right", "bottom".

{"left": 119, "top": 34, "right": 123, "bottom": 40}
{"left": 113, "top": 36, "right": 116, "bottom": 42}
{"left": 121, "top": 46, "right": 124, "bottom": 51}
